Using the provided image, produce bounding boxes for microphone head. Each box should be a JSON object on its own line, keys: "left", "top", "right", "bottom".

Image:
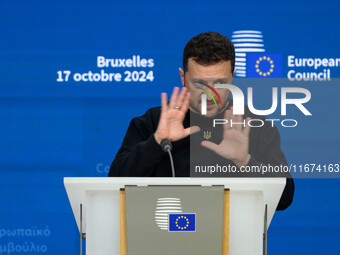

{"left": 160, "top": 138, "right": 173, "bottom": 152}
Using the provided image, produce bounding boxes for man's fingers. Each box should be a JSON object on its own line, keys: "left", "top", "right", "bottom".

{"left": 243, "top": 117, "right": 251, "bottom": 136}
{"left": 201, "top": 140, "right": 219, "bottom": 153}
{"left": 161, "top": 92, "right": 168, "bottom": 114}
{"left": 224, "top": 109, "right": 232, "bottom": 131}
{"left": 180, "top": 92, "right": 190, "bottom": 113}
{"left": 189, "top": 125, "right": 200, "bottom": 135}
{"left": 176, "top": 87, "right": 187, "bottom": 109}
{"left": 169, "top": 87, "right": 179, "bottom": 108}
{"left": 227, "top": 107, "right": 245, "bottom": 131}
{"left": 183, "top": 126, "right": 200, "bottom": 138}
{"left": 232, "top": 114, "right": 243, "bottom": 131}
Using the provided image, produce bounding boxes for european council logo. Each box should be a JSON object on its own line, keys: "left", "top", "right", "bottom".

{"left": 231, "top": 30, "right": 265, "bottom": 78}
{"left": 247, "top": 54, "right": 282, "bottom": 78}
{"left": 168, "top": 214, "right": 196, "bottom": 232}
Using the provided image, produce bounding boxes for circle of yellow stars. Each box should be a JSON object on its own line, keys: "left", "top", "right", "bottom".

{"left": 255, "top": 56, "right": 274, "bottom": 77}
{"left": 175, "top": 216, "right": 189, "bottom": 230}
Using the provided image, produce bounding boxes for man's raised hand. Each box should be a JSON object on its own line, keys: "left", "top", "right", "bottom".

{"left": 201, "top": 107, "right": 251, "bottom": 167}
{"left": 154, "top": 87, "right": 200, "bottom": 144}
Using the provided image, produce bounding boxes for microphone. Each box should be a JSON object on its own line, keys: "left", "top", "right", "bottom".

{"left": 160, "top": 139, "right": 175, "bottom": 177}
{"left": 160, "top": 138, "right": 172, "bottom": 152}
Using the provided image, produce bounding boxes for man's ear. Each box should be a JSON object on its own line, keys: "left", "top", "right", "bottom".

{"left": 233, "top": 69, "right": 236, "bottom": 78}
{"left": 179, "top": 68, "right": 185, "bottom": 87}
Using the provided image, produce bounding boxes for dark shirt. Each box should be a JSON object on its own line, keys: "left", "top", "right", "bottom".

{"left": 109, "top": 104, "right": 294, "bottom": 210}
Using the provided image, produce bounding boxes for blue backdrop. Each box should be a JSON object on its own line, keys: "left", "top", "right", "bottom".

{"left": 1, "top": 0, "right": 339, "bottom": 254}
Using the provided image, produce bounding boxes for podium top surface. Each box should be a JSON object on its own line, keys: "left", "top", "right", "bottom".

{"left": 64, "top": 177, "right": 286, "bottom": 233}
{"left": 64, "top": 177, "right": 285, "bottom": 189}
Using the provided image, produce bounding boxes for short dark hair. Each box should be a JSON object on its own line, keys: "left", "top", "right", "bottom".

{"left": 183, "top": 32, "right": 235, "bottom": 73}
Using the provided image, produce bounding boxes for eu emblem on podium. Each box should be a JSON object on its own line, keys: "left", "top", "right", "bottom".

{"left": 168, "top": 214, "right": 196, "bottom": 232}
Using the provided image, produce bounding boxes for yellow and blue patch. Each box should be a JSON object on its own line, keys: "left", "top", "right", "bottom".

{"left": 168, "top": 214, "right": 196, "bottom": 232}
{"left": 247, "top": 54, "right": 282, "bottom": 78}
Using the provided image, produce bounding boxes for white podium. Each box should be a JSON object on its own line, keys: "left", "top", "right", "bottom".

{"left": 64, "top": 177, "right": 285, "bottom": 255}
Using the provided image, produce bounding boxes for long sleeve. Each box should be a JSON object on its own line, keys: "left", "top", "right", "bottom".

{"left": 108, "top": 109, "right": 165, "bottom": 177}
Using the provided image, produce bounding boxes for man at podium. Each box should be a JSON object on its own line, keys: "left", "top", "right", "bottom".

{"left": 108, "top": 32, "right": 294, "bottom": 210}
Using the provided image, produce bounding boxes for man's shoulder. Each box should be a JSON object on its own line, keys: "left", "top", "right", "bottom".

{"left": 145, "top": 106, "right": 161, "bottom": 116}
{"left": 137, "top": 106, "right": 161, "bottom": 119}
{"left": 130, "top": 106, "right": 161, "bottom": 128}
